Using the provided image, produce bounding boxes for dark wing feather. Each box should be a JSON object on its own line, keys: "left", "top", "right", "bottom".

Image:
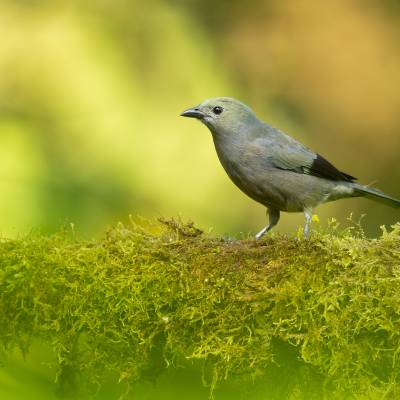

{"left": 255, "top": 125, "right": 357, "bottom": 182}
{"left": 305, "top": 154, "right": 356, "bottom": 182}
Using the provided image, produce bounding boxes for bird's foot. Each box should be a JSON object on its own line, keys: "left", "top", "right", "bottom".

{"left": 302, "top": 209, "right": 313, "bottom": 239}
{"left": 255, "top": 227, "right": 268, "bottom": 240}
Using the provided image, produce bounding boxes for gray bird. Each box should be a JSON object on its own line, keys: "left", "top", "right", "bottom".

{"left": 181, "top": 97, "right": 400, "bottom": 238}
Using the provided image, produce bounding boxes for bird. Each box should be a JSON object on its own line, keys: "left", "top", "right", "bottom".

{"left": 180, "top": 97, "right": 400, "bottom": 239}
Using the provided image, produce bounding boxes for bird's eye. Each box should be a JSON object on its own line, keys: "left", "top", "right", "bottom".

{"left": 212, "top": 106, "right": 223, "bottom": 115}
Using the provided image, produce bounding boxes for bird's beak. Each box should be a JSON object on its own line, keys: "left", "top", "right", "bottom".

{"left": 180, "top": 107, "right": 205, "bottom": 119}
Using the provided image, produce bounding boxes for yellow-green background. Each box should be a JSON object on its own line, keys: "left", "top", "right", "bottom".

{"left": 1, "top": 0, "right": 400, "bottom": 238}
{"left": 1, "top": 1, "right": 400, "bottom": 397}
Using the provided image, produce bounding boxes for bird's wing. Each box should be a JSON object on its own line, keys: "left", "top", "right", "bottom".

{"left": 254, "top": 127, "right": 356, "bottom": 182}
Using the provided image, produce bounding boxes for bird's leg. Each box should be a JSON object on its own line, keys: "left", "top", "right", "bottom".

{"left": 303, "top": 208, "right": 314, "bottom": 238}
{"left": 255, "top": 208, "right": 280, "bottom": 240}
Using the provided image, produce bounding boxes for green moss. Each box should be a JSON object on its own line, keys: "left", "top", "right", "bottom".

{"left": 1, "top": 218, "right": 400, "bottom": 398}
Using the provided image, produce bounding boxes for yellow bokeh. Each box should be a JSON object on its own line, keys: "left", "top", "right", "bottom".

{"left": 0, "top": 0, "right": 399, "bottom": 238}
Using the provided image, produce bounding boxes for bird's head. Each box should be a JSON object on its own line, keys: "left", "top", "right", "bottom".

{"left": 180, "top": 97, "right": 258, "bottom": 136}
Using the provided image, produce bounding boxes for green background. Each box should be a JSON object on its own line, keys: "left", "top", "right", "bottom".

{"left": 1, "top": 0, "right": 400, "bottom": 398}
{"left": 1, "top": 0, "right": 400, "bottom": 238}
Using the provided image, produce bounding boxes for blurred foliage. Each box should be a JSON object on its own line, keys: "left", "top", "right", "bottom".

{"left": 1, "top": 219, "right": 400, "bottom": 399}
{"left": 0, "top": 0, "right": 399, "bottom": 237}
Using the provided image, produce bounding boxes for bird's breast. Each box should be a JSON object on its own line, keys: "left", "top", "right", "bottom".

{"left": 212, "top": 138, "right": 287, "bottom": 209}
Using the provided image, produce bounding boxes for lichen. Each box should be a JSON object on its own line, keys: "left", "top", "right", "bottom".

{"left": 1, "top": 218, "right": 400, "bottom": 399}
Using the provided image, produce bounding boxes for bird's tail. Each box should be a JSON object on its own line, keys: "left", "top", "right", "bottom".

{"left": 353, "top": 184, "right": 400, "bottom": 208}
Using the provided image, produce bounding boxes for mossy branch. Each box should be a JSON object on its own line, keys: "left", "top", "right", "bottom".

{"left": 1, "top": 218, "right": 400, "bottom": 398}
